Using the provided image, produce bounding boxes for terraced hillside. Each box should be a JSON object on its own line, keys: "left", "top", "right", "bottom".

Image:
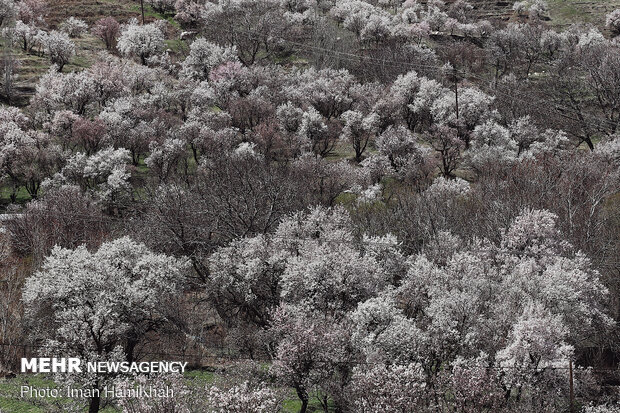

{"left": 40, "top": 0, "right": 620, "bottom": 28}
{"left": 44, "top": 0, "right": 146, "bottom": 27}
{"left": 546, "top": 0, "right": 620, "bottom": 27}
{"left": 467, "top": 0, "right": 516, "bottom": 20}
{"left": 449, "top": 0, "right": 620, "bottom": 26}
{"left": 3, "top": 0, "right": 177, "bottom": 106}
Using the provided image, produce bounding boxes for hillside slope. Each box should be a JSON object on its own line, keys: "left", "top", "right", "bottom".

{"left": 5, "top": 0, "right": 620, "bottom": 107}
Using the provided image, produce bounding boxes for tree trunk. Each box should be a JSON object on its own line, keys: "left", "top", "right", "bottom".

{"left": 454, "top": 78, "right": 459, "bottom": 122}
{"left": 125, "top": 337, "right": 138, "bottom": 363}
{"left": 296, "top": 385, "right": 309, "bottom": 413}
{"left": 89, "top": 393, "right": 100, "bottom": 413}
{"left": 9, "top": 186, "right": 17, "bottom": 203}
{"left": 320, "top": 394, "right": 329, "bottom": 413}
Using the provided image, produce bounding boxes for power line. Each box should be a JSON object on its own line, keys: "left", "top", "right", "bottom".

{"left": 230, "top": 25, "right": 620, "bottom": 133}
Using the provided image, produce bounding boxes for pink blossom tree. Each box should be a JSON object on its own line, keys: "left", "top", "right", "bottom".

{"left": 91, "top": 17, "right": 120, "bottom": 50}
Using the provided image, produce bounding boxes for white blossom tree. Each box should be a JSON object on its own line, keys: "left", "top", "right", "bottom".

{"left": 144, "top": 138, "right": 187, "bottom": 182}
{"left": 467, "top": 119, "right": 518, "bottom": 172}
{"left": 387, "top": 70, "right": 447, "bottom": 132}
{"left": 17, "top": 0, "right": 47, "bottom": 25}
{"left": 148, "top": 0, "right": 176, "bottom": 13}
{"left": 207, "top": 381, "right": 281, "bottom": 413}
{"left": 23, "top": 237, "right": 189, "bottom": 413}
{"left": 270, "top": 305, "right": 349, "bottom": 413}
{"left": 41, "top": 30, "right": 75, "bottom": 72}
{"left": 376, "top": 125, "right": 429, "bottom": 178}
{"left": 494, "top": 301, "right": 573, "bottom": 406}
{"left": 0, "top": 107, "right": 63, "bottom": 199}
{"left": 200, "top": 0, "right": 291, "bottom": 65}
{"left": 0, "top": 0, "right": 16, "bottom": 27}
{"left": 297, "top": 106, "right": 330, "bottom": 156}
{"left": 286, "top": 67, "right": 359, "bottom": 120}
{"left": 43, "top": 147, "right": 133, "bottom": 210}
{"left": 60, "top": 17, "right": 88, "bottom": 38}
{"left": 346, "top": 363, "right": 428, "bottom": 412}
{"left": 117, "top": 21, "right": 165, "bottom": 65}
{"left": 340, "top": 110, "right": 378, "bottom": 162}
{"left": 607, "top": 9, "right": 620, "bottom": 36}
{"left": 9, "top": 20, "right": 40, "bottom": 52}
{"left": 180, "top": 38, "right": 238, "bottom": 81}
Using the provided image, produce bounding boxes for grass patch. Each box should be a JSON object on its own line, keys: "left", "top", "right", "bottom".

{"left": 165, "top": 39, "right": 189, "bottom": 54}
{"left": 183, "top": 369, "right": 217, "bottom": 384}
{"left": 128, "top": 4, "right": 180, "bottom": 29}
{"left": 547, "top": 0, "right": 620, "bottom": 28}
{"left": 282, "top": 389, "right": 333, "bottom": 412}
{"left": 0, "top": 185, "right": 31, "bottom": 211}
{"left": 335, "top": 191, "right": 357, "bottom": 206}
{"left": 324, "top": 141, "right": 356, "bottom": 162}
